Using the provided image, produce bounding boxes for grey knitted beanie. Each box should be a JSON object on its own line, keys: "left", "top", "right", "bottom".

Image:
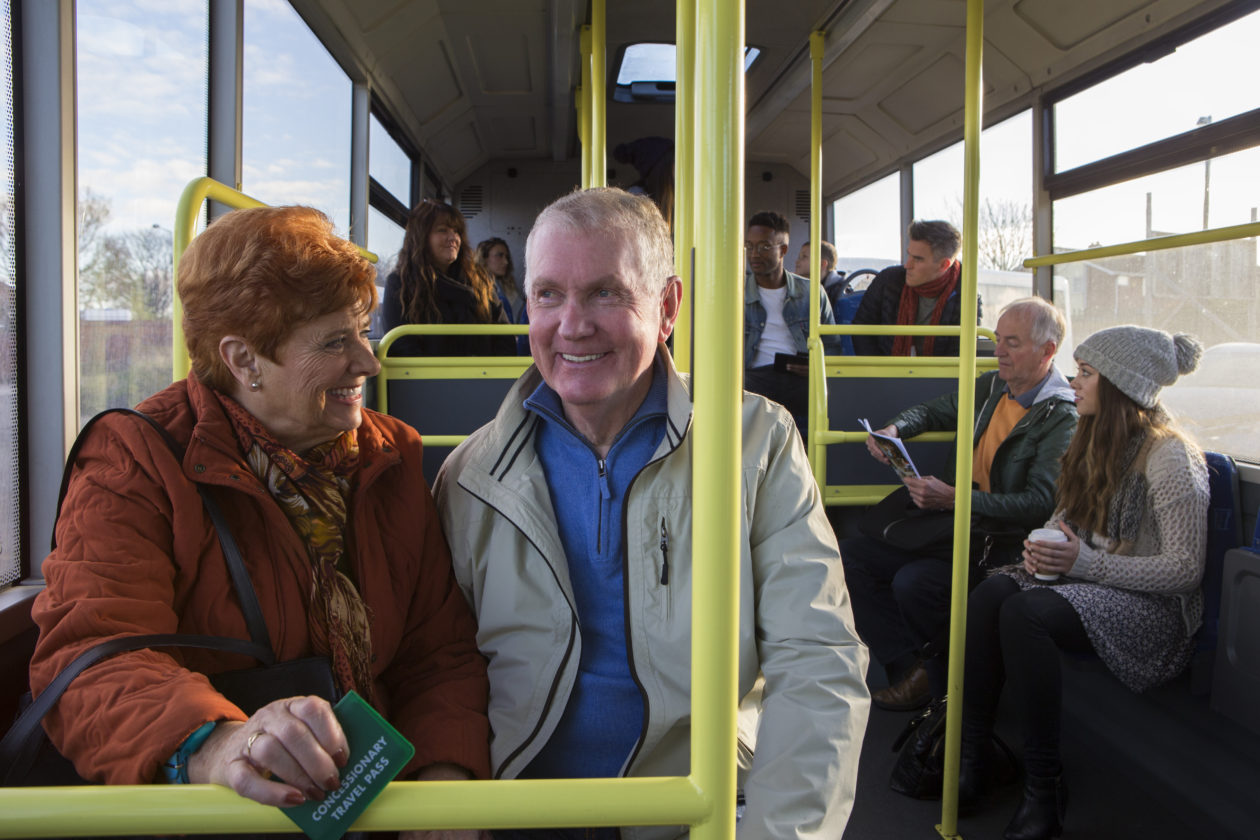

{"left": 1074, "top": 325, "right": 1203, "bottom": 408}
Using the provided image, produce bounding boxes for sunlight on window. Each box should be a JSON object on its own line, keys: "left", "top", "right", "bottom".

{"left": 1, "top": 0, "right": 17, "bottom": 584}
{"left": 1053, "top": 146, "right": 1260, "bottom": 249}
{"left": 367, "top": 206, "right": 405, "bottom": 338}
{"left": 1061, "top": 238, "right": 1260, "bottom": 462}
{"left": 1054, "top": 9, "right": 1260, "bottom": 172}
{"left": 831, "top": 173, "right": 900, "bottom": 268}
{"left": 912, "top": 111, "right": 1032, "bottom": 272}
{"left": 75, "top": 1, "right": 208, "bottom": 424}
{"left": 243, "top": 0, "right": 351, "bottom": 233}
{"left": 370, "top": 114, "right": 412, "bottom": 207}
{"left": 615, "top": 42, "right": 760, "bottom": 89}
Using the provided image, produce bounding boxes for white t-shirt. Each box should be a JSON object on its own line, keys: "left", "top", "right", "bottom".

{"left": 751, "top": 284, "right": 798, "bottom": 368}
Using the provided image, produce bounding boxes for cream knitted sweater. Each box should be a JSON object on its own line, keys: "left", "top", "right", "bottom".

{"left": 1056, "top": 434, "right": 1209, "bottom": 633}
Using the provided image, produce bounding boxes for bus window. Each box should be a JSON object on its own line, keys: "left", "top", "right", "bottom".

{"left": 1053, "top": 9, "right": 1260, "bottom": 172}
{"left": 1, "top": 0, "right": 16, "bottom": 587}
{"left": 75, "top": 2, "right": 208, "bottom": 424}
{"left": 831, "top": 171, "right": 900, "bottom": 272}
{"left": 242, "top": 0, "right": 351, "bottom": 233}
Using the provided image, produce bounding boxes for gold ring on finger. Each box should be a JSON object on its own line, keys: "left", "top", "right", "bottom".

{"left": 245, "top": 730, "right": 264, "bottom": 760}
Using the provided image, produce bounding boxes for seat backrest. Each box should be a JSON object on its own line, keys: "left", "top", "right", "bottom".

{"left": 1199, "top": 450, "right": 1243, "bottom": 653}
{"left": 829, "top": 289, "right": 865, "bottom": 356}
{"left": 1252, "top": 498, "right": 1260, "bottom": 553}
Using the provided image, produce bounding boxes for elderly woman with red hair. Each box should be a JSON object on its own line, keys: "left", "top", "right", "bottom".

{"left": 30, "top": 206, "right": 489, "bottom": 838}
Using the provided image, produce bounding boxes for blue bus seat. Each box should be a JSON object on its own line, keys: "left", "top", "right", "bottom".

{"left": 830, "top": 289, "right": 864, "bottom": 356}
{"left": 384, "top": 375, "right": 520, "bottom": 485}
{"left": 1061, "top": 450, "right": 1240, "bottom": 685}
{"left": 1192, "top": 451, "right": 1243, "bottom": 693}
{"left": 1252, "top": 496, "right": 1260, "bottom": 552}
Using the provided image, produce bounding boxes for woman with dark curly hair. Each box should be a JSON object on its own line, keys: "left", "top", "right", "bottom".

{"left": 960, "top": 326, "right": 1208, "bottom": 840}
{"left": 383, "top": 199, "right": 514, "bottom": 357}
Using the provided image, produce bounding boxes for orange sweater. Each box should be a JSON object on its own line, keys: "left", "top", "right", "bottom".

{"left": 31, "top": 374, "right": 489, "bottom": 783}
{"left": 972, "top": 394, "right": 1028, "bottom": 493}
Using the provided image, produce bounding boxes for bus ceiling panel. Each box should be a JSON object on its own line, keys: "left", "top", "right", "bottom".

{"left": 297, "top": 0, "right": 561, "bottom": 187}
{"left": 745, "top": 0, "right": 1235, "bottom": 199}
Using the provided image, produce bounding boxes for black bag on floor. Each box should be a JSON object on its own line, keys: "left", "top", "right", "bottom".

{"left": 889, "top": 696, "right": 1016, "bottom": 799}
{"left": 0, "top": 409, "right": 339, "bottom": 787}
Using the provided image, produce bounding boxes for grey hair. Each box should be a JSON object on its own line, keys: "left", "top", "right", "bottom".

{"left": 525, "top": 187, "right": 674, "bottom": 296}
{"left": 1000, "top": 296, "right": 1065, "bottom": 347}
{"left": 908, "top": 220, "right": 962, "bottom": 262}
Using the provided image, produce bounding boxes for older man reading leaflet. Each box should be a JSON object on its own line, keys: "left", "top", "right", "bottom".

{"left": 435, "top": 188, "right": 869, "bottom": 840}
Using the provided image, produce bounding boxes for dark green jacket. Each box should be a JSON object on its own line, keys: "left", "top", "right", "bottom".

{"left": 889, "top": 367, "right": 1078, "bottom": 530}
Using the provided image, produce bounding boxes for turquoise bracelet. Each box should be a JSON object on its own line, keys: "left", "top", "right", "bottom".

{"left": 162, "top": 721, "right": 218, "bottom": 784}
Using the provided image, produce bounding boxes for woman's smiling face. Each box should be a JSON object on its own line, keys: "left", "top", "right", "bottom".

{"left": 248, "top": 307, "right": 381, "bottom": 453}
{"left": 428, "top": 219, "right": 462, "bottom": 272}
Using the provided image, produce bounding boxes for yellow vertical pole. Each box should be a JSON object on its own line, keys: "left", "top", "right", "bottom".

{"left": 938, "top": 0, "right": 984, "bottom": 838}
{"left": 576, "top": 85, "right": 589, "bottom": 189}
{"left": 579, "top": 25, "right": 592, "bottom": 188}
{"left": 691, "top": 0, "right": 743, "bottom": 838}
{"left": 807, "top": 30, "right": 826, "bottom": 482}
{"left": 673, "top": 0, "right": 697, "bottom": 372}
{"left": 590, "top": 0, "right": 607, "bottom": 187}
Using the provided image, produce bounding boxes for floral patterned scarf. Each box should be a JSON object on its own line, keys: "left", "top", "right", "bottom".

{"left": 216, "top": 393, "right": 377, "bottom": 705}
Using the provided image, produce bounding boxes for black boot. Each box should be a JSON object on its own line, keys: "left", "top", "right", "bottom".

{"left": 957, "top": 733, "right": 1017, "bottom": 816}
{"left": 1003, "top": 773, "right": 1067, "bottom": 840}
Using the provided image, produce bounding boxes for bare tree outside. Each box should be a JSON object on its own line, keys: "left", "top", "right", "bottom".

{"left": 75, "top": 191, "right": 176, "bottom": 418}
{"left": 78, "top": 191, "right": 173, "bottom": 318}
{"left": 949, "top": 196, "right": 1034, "bottom": 271}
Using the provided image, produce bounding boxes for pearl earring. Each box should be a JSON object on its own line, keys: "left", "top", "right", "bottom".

{"left": 249, "top": 380, "right": 260, "bottom": 391}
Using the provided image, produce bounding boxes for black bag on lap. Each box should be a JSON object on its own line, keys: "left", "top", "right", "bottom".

{"left": 0, "top": 409, "right": 339, "bottom": 787}
{"left": 860, "top": 485, "right": 1025, "bottom": 569}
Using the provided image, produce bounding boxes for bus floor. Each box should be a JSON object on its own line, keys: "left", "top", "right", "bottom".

{"left": 844, "top": 664, "right": 1200, "bottom": 840}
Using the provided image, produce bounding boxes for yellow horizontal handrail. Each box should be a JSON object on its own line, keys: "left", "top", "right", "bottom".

{"left": 819, "top": 325, "right": 996, "bottom": 339}
{"left": 373, "top": 325, "right": 530, "bottom": 414}
{"left": 818, "top": 430, "right": 958, "bottom": 444}
{"left": 171, "top": 177, "right": 379, "bottom": 380}
{"left": 824, "top": 356, "right": 999, "bottom": 369}
{"left": 807, "top": 342, "right": 998, "bottom": 491}
{"left": 1023, "top": 221, "right": 1260, "bottom": 268}
{"left": 376, "top": 323, "right": 529, "bottom": 357}
{"left": 0, "top": 776, "right": 708, "bottom": 838}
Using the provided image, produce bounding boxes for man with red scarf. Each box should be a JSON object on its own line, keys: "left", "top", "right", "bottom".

{"left": 852, "top": 220, "right": 979, "bottom": 356}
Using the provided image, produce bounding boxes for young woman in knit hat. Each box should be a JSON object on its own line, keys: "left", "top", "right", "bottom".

{"left": 957, "top": 325, "right": 1209, "bottom": 840}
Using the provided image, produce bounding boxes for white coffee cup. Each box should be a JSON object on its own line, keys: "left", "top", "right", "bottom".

{"left": 1028, "top": 527, "right": 1068, "bottom": 581}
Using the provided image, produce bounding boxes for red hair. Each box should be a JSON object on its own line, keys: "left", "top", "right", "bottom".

{"left": 178, "top": 205, "right": 376, "bottom": 392}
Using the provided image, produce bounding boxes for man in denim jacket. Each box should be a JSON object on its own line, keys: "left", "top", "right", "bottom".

{"left": 743, "top": 211, "right": 841, "bottom": 433}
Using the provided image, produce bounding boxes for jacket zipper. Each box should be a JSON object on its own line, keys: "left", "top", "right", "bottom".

{"left": 466, "top": 488, "right": 580, "bottom": 780}
{"left": 596, "top": 457, "right": 609, "bottom": 553}
{"left": 659, "top": 518, "right": 670, "bottom": 585}
{"left": 489, "top": 390, "right": 692, "bottom": 781}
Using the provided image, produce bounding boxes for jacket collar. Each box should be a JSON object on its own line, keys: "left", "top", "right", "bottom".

{"left": 744, "top": 269, "right": 809, "bottom": 305}
{"left": 1029, "top": 363, "right": 1075, "bottom": 406}
{"left": 476, "top": 345, "right": 692, "bottom": 479}
{"left": 167, "top": 373, "right": 398, "bottom": 489}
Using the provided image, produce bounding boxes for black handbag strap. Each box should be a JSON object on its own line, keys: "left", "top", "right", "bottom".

{"left": 0, "top": 632, "right": 272, "bottom": 781}
{"left": 1, "top": 408, "right": 286, "bottom": 782}
{"left": 52, "top": 408, "right": 273, "bottom": 654}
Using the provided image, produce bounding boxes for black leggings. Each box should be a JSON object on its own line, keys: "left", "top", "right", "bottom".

{"left": 963, "top": 574, "right": 1093, "bottom": 778}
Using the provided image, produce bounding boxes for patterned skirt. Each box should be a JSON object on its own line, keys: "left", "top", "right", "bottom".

{"left": 999, "top": 568, "right": 1195, "bottom": 693}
